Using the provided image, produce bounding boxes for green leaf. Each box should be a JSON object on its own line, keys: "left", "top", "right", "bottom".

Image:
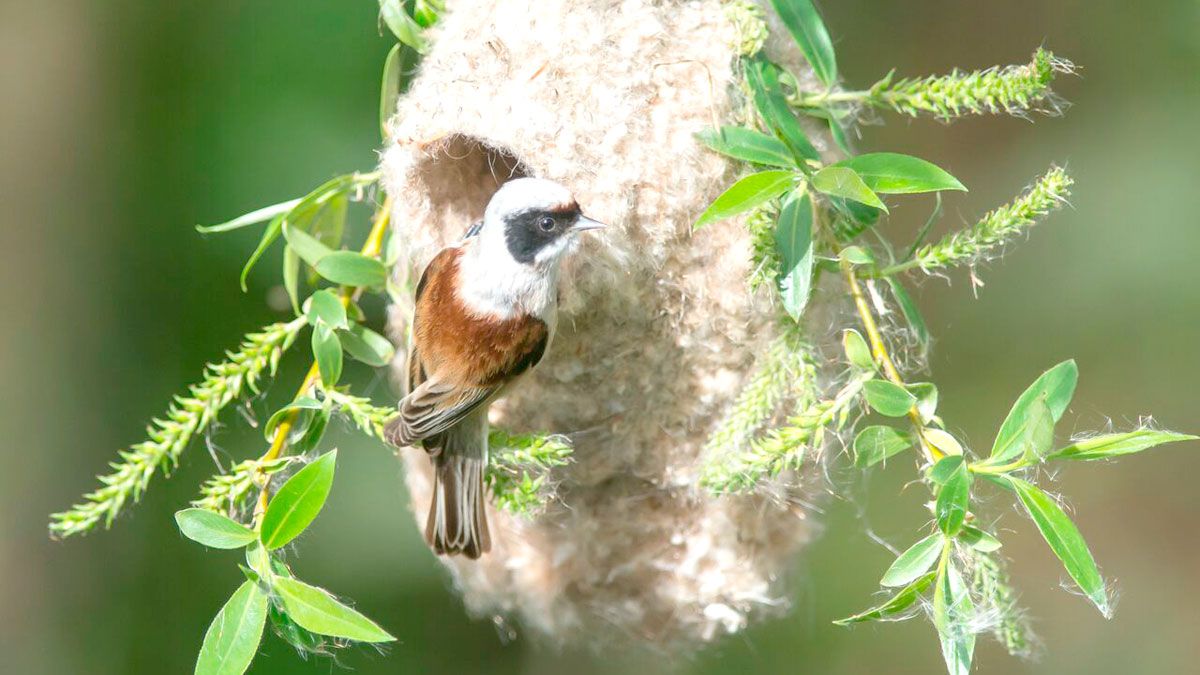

{"left": 239, "top": 214, "right": 285, "bottom": 292}
{"left": 694, "top": 170, "right": 795, "bottom": 229}
{"left": 305, "top": 290, "right": 348, "bottom": 330}
{"left": 933, "top": 558, "right": 975, "bottom": 675}
{"left": 812, "top": 166, "right": 888, "bottom": 212}
{"left": 839, "top": 245, "right": 875, "bottom": 265}
{"left": 935, "top": 458, "right": 972, "bottom": 535}
{"left": 864, "top": 379, "right": 915, "bottom": 417}
{"left": 244, "top": 542, "right": 271, "bottom": 578}
{"left": 834, "top": 153, "right": 966, "bottom": 194}
{"left": 923, "top": 428, "right": 964, "bottom": 458}
{"left": 263, "top": 396, "right": 324, "bottom": 440}
{"left": 881, "top": 533, "right": 943, "bottom": 587}
{"left": 696, "top": 127, "right": 797, "bottom": 168}
{"left": 198, "top": 199, "right": 301, "bottom": 234}
{"left": 273, "top": 576, "right": 394, "bottom": 643}
{"left": 989, "top": 360, "right": 1077, "bottom": 463}
{"left": 833, "top": 572, "right": 934, "bottom": 626}
{"left": 885, "top": 277, "right": 929, "bottom": 350}
{"left": 175, "top": 509, "right": 257, "bottom": 549}
{"left": 282, "top": 245, "right": 301, "bottom": 315}
{"left": 959, "top": 525, "right": 1002, "bottom": 552}
{"left": 775, "top": 191, "right": 815, "bottom": 320}
{"left": 338, "top": 324, "right": 396, "bottom": 367}
{"left": 379, "top": 0, "right": 426, "bottom": 51}
{"left": 1049, "top": 430, "right": 1198, "bottom": 461}
{"left": 927, "top": 455, "right": 964, "bottom": 485}
{"left": 291, "top": 406, "right": 331, "bottom": 456}
{"left": 1004, "top": 475, "right": 1110, "bottom": 616}
{"left": 767, "top": 0, "right": 837, "bottom": 87}
{"left": 853, "top": 425, "right": 911, "bottom": 468}
{"left": 260, "top": 449, "right": 338, "bottom": 550}
{"left": 745, "top": 59, "right": 818, "bottom": 161}
{"left": 314, "top": 252, "right": 389, "bottom": 288}
{"left": 1020, "top": 395, "right": 1056, "bottom": 463}
{"left": 908, "top": 382, "right": 938, "bottom": 423}
{"left": 380, "top": 43, "right": 403, "bottom": 141}
{"left": 312, "top": 324, "right": 343, "bottom": 387}
{"left": 194, "top": 581, "right": 268, "bottom": 675}
{"left": 282, "top": 223, "right": 334, "bottom": 268}
{"left": 841, "top": 328, "right": 874, "bottom": 370}
{"left": 826, "top": 114, "right": 851, "bottom": 154}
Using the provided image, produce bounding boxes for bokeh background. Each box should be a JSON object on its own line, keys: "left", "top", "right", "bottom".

{"left": 2, "top": 1, "right": 1197, "bottom": 673}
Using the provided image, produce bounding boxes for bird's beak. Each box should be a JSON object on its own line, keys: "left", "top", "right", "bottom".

{"left": 572, "top": 215, "right": 607, "bottom": 232}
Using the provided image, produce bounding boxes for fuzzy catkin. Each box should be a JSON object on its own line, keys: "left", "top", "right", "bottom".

{"left": 382, "top": 0, "right": 833, "bottom": 647}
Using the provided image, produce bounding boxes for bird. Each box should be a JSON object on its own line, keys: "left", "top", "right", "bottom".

{"left": 385, "top": 177, "right": 605, "bottom": 558}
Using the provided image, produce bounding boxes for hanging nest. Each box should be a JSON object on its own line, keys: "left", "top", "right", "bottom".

{"left": 382, "top": 0, "right": 838, "bottom": 647}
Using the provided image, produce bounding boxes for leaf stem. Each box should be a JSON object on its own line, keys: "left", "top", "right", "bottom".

{"left": 840, "top": 258, "right": 942, "bottom": 463}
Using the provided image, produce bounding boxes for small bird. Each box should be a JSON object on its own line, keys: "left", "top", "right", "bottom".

{"left": 385, "top": 177, "right": 605, "bottom": 558}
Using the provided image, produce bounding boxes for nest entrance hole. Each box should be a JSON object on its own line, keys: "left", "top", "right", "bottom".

{"left": 413, "top": 135, "right": 531, "bottom": 237}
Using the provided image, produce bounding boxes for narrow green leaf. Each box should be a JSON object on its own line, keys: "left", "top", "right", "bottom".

{"left": 826, "top": 114, "right": 851, "bottom": 154}
{"left": 834, "top": 153, "right": 966, "bottom": 194}
{"left": 379, "top": 0, "right": 426, "bottom": 51}
{"left": 933, "top": 557, "right": 975, "bottom": 675}
{"left": 194, "top": 581, "right": 268, "bottom": 675}
{"left": 338, "top": 324, "right": 396, "bottom": 367}
{"left": 380, "top": 43, "right": 403, "bottom": 141}
{"left": 990, "top": 360, "right": 1078, "bottom": 462}
{"left": 273, "top": 576, "right": 394, "bottom": 642}
{"left": 864, "top": 379, "right": 915, "bottom": 417}
{"left": 745, "top": 59, "right": 818, "bottom": 161}
{"left": 175, "top": 509, "right": 257, "bottom": 549}
{"left": 881, "top": 533, "right": 943, "bottom": 587}
{"left": 812, "top": 166, "right": 888, "bottom": 212}
{"left": 767, "top": 0, "right": 837, "bottom": 87}
{"left": 694, "top": 170, "right": 795, "bottom": 229}
{"left": 775, "top": 191, "right": 815, "bottom": 320}
{"left": 291, "top": 406, "right": 331, "bottom": 456}
{"left": 853, "top": 425, "right": 912, "bottom": 468}
{"left": 312, "top": 324, "right": 343, "bottom": 387}
{"left": 958, "top": 525, "right": 1002, "bottom": 552}
{"left": 1005, "top": 475, "right": 1109, "bottom": 616}
{"left": 935, "top": 459, "right": 972, "bottom": 535}
{"left": 260, "top": 449, "right": 338, "bottom": 550}
{"left": 263, "top": 396, "right": 324, "bottom": 440}
{"left": 696, "top": 126, "right": 797, "bottom": 168}
{"left": 282, "top": 245, "right": 301, "bottom": 315}
{"left": 313, "top": 251, "right": 388, "bottom": 288}
{"left": 239, "top": 214, "right": 284, "bottom": 292}
{"left": 885, "top": 277, "right": 929, "bottom": 349}
{"left": 842, "top": 328, "right": 874, "bottom": 370}
{"left": 305, "top": 290, "right": 348, "bottom": 330}
{"left": 833, "top": 572, "right": 934, "bottom": 625}
{"left": 199, "top": 199, "right": 301, "bottom": 234}
{"left": 282, "top": 223, "right": 333, "bottom": 268}
{"left": 1049, "top": 430, "right": 1198, "bottom": 461}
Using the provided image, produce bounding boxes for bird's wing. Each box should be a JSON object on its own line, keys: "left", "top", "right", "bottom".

{"left": 388, "top": 377, "right": 497, "bottom": 446}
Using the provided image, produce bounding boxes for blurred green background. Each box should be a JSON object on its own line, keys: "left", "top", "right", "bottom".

{"left": 2, "top": 1, "right": 1197, "bottom": 673}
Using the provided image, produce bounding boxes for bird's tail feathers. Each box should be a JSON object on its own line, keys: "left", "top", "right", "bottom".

{"left": 425, "top": 453, "right": 491, "bottom": 559}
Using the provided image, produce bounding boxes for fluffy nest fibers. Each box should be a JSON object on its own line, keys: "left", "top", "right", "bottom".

{"left": 382, "top": 0, "right": 838, "bottom": 648}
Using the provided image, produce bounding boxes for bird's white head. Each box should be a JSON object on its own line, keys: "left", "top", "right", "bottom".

{"left": 480, "top": 177, "right": 605, "bottom": 268}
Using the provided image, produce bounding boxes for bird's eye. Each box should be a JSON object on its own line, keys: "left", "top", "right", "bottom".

{"left": 538, "top": 216, "right": 556, "bottom": 232}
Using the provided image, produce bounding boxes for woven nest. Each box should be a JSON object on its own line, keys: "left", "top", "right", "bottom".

{"left": 382, "top": 0, "right": 837, "bottom": 647}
